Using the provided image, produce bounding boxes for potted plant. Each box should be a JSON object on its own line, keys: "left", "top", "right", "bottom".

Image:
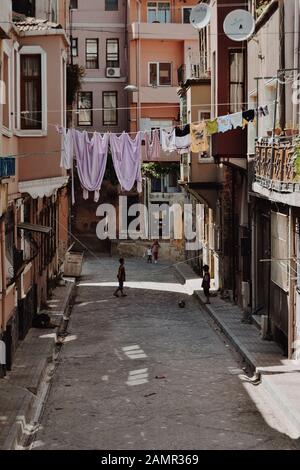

{"left": 274, "top": 122, "right": 282, "bottom": 136}
{"left": 284, "top": 121, "right": 298, "bottom": 136}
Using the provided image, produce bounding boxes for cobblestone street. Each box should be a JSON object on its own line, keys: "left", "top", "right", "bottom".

{"left": 33, "top": 256, "right": 300, "bottom": 450}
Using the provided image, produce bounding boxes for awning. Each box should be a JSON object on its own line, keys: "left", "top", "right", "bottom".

{"left": 17, "top": 223, "right": 52, "bottom": 234}
{"left": 18, "top": 176, "right": 69, "bottom": 199}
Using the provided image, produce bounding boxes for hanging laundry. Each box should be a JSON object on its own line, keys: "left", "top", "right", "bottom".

{"left": 230, "top": 112, "right": 243, "bottom": 129}
{"left": 257, "top": 105, "right": 269, "bottom": 117}
{"left": 144, "top": 129, "right": 161, "bottom": 161}
{"left": 57, "top": 126, "right": 75, "bottom": 204}
{"left": 190, "top": 122, "right": 208, "bottom": 153}
{"left": 110, "top": 132, "right": 142, "bottom": 193}
{"left": 217, "top": 115, "right": 232, "bottom": 133}
{"left": 175, "top": 124, "right": 191, "bottom": 154}
{"left": 72, "top": 130, "right": 109, "bottom": 202}
{"left": 205, "top": 119, "right": 218, "bottom": 136}
{"left": 242, "top": 109, "right": 255, "bottom": 123}
{"left": 161, "top": 128, "right": 176, "bottom": 153}
{"left": 57, "top": 126, "right": 73, "bottom": 170}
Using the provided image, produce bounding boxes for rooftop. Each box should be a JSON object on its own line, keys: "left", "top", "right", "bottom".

{"left": 13, "top": 12, "right": 62, "bottom": 32}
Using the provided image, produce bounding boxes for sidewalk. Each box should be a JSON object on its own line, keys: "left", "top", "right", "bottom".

{"left": 175, "top": 262, "right": 300, "bottom": 436}
{"left": 0, "top": 278, "right": 75, "bottom": 450}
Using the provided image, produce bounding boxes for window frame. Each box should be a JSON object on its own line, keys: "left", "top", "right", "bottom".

{"left": 229, "top": 48, "right": 246, "bottom": 114}
{"left": 105, "top": 0, "right": 118, "bottom": 11}
{"left": 148, "top": 62, "right": 172, "bottom": 87}
{"left": 147, "top": 2, "right": 171, "bottom": 23}
{"left": 182, "top": 7, "right": 192, "bottom": 24}
{"left": 106, "top": 38, "right": 119, "bottom": 68}
{"left": 85, "top": 38, "right": 99, "bottom": 69}
{"left": 77, "top": 91, "right": 93, "bottom": 126}
{"left": 20, "top": 54, "right": 42, "bottom": 131}
{"left": 17, "top": 45, "right": 47, "bottom": 136}
{"left": 2, "top": 42, "right": 12, "bottom": 136}
{"left": 102, "top": 91, "right": 118, "bottom": 126}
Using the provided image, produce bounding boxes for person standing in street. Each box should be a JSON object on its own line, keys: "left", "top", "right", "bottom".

{"left": 114, "top": 258, "right": 127, "bottom": 297}
{"left": 151, "top": 240, "right": 160, "bottom": 264}
{"left": 202, "top": 265, "right": 211, "bottom": 304}
{"left": 146, "top": 246, "right": 152, "bottom": 263}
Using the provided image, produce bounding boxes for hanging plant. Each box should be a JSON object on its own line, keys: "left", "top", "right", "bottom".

{"left": 142, "top": 163, "right": 179, "bottom": 179}
{"left": 67, "top": 64, "right": 85, "bottom": 106}
{"left": 293, "top": 137, "right": 300, "bottom": 180}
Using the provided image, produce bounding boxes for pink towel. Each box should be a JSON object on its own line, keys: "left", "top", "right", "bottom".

{"left": 110, "top": 132, "right": 142, "bottom": 192}
{"left": 144, "top": 129, "right": 161, "bottom": 161}
{"left": 73, "top": 130, "right": 109, "bottom": 202}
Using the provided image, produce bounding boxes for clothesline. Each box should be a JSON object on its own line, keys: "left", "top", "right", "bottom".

{"left": 19, "top": 99, "right": 279, "bottom": 116}
{"left": 58, "top": 104, "right": 271, "bottom": 205}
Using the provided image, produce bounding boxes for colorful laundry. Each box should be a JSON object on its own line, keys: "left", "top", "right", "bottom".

{"left": 161, "top": 128, "right": 176, "bottom": 153}
{"left": 72, "top": 130, "right": 109, "bottom": 202}
{"left": 205, "top": 119, "right": 218, "bottom": 136}
{"left": 217, "top": 115, "right": 232, "bottom": 133}
{"left": 175, "top": 124, "right": 191, "bottom": 154}
{"left": 144, "top": 129, "right": 161, "bottom": 161}
{"left": 190, "top": 122, "right": 208, "bottom": 153}
{"left": 242, "top": 109, "right": 255, "bottom": 123}
{"left": 230, "top": 112, "right": 243, "bottom": 129}
{"left": 110, "top": 131, "right": 142, "bottom": 193}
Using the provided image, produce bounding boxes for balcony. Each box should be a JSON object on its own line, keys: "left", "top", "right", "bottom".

{"left": 130, "top": 22, "right": 198, "bottom": 41}
{"left": 0, "top": 157, "right": 16, "bottom": 179}
{"left": 253, "top": 137, "right": 300, "bottom": 205}
{"left": 178, "top": 64, "right": 211, "bottom": 86}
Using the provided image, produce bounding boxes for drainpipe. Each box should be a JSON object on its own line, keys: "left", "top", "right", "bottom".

{"left": 293, "top": 0, "right": 299, "bottom": 127}
{"left": 288, "top": 207, "right": 295, "bottom": 359}
{"left": 1, "top": 220, "right": 6, "bottom": 334}
{"left": 279, "top": 0, "right": 285, "bottom": 131}
{"left": 136, "top": 0, "right": 141, "bottom": 133}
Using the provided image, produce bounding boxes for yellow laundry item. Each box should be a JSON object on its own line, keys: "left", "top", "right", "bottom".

{"left": 206, "top": 119, "right": 218, "bottom": 136}
{"left": 190, "top": 122, "right": 208, "bottom": 153}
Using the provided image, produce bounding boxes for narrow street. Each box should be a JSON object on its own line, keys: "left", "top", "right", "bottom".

{"left": 32, "top": 256, "right": 299, "bottom": 450}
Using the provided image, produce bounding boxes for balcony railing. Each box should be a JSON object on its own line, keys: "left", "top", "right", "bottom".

{"left": 178, "top": 63, "right": 210, "bottom": 86}
{"left": 0, "top": 157, "right": 16, "bottom": 179}
{"left": 254, "top": 137, "right": 297, "bottom": 192}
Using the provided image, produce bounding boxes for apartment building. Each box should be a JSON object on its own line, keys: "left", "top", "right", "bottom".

{"left": 127, "top": 0, "right": 200, "bottom": 248}
{"left": 0, "top": 1, "right": 70, "bottom": 372}
{"left": 248, "top": 0, "right": 300, "bottom": 357}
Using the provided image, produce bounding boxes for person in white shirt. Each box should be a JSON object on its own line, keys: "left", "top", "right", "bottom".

{"left": 146, "top": 246, "right": 152, "bottom": 264}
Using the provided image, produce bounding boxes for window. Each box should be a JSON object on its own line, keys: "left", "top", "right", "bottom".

{"left": 229, "top": 50, "right": 245, "bottom": 113}
{"left": 105, "top": 0, "right": 118, "bottom": 11}
{"left": 103, "top": 91, "right": 118, "bottom": 126}
{"left": 77, "top": 92, "right": 93, "bottom": 126}
{"left": 72, "top": 38, "right": 78, "bottom": 57}
{"left": 20, "top": 55, "right": 42, "bottom": 130}
{"left": 168, "top": 170, "right": 178, "bottom": 188}
{"left": 106, "top": 39, "right": 119, "bottom": 67}
{"left": 86, "top": 39, "right": 98, "bottom": 69}
{"left": 151, "top": 178, "right": 162, "bottom": 192}
{"left": 70, "top": 0, "right": 78, "bottom": 8}
{"left": 147, "top": 2, "right": 170, "bottom": 23}
{"left": 12, "top": 0, "right": 35, "bottom": 16}
{"left": 182, "top": 7, "right": 192, "bottom": 23}
{"left": 2, "top": 52, "right": 10, "bottom": 130}
{"left": 149, "top": 63, "right": 171, "bottom": 86}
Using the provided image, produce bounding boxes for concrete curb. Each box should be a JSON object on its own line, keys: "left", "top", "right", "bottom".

{"left": 193, "top": 290, "right": 258, "bottom": 371}
{"left": 261, "top": 374, "right": 300, "bottom": 435}
{"left": 0, "top": 279, "right": 76, "bottom": 450}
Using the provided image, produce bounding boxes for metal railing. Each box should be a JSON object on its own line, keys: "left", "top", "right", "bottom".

{"left": 178, "top": 63, "right": 210, "bottom": 86}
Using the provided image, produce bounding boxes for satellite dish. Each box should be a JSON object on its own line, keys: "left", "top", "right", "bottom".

{"left": 190, "top": 3, "right": 211, "bottom": 30}
{"left": 223, "top": 9, "right": 255, "bottom": 41}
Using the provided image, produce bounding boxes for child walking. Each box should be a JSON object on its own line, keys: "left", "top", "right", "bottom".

{"left": 114, "top": 258, "right": 127, "bottom": 297}
{"left": 146, "top": 246, "right": 152, "bottom": 263}
{"left": 202, "top": 265, "right": 211, "bottom": 304}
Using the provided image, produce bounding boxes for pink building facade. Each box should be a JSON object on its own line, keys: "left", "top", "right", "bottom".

{"left": 0, "top": 1, "right": 70, "bottom": 372}
{"left": 70, "top": 0, "right": 128, "bottom": 133}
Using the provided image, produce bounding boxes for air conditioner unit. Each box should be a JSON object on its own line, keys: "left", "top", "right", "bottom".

{"left": 106, "top": 67, "right": 121, "bottom": 78}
